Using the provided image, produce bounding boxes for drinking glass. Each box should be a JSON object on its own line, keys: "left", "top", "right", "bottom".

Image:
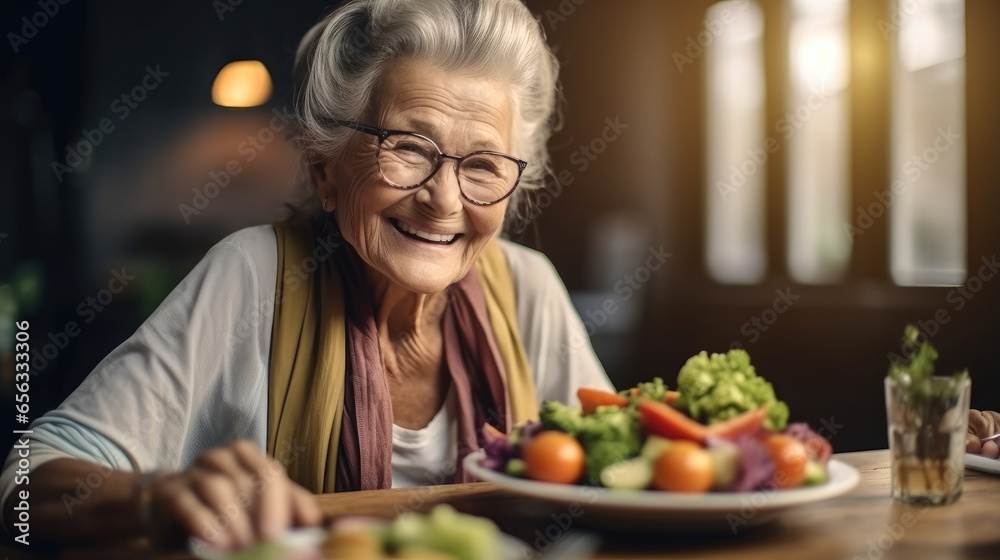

{"left": 885, "top": 376, "right": 971, "bottom": 505}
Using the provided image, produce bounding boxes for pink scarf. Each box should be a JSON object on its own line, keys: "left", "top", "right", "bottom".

{"left": 331, "top": 235, "right": 512, "bottom": 491}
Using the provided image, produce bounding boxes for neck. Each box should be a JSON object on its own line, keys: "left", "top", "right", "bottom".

{"left": 364, "top": 272, "right": 454, "bottom": 430}
{"left": 365, "top": 273, "right": 450, "bottom": 352}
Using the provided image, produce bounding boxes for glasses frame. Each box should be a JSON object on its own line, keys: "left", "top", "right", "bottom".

{"left": 335, "top": 120, "right": 528, "bottom": 206}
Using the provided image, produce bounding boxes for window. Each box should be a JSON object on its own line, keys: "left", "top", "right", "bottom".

{"left": 786, "top": 0, "right": 850, "bottom": 283}
{"left": 889, "top": 0, "right": 966, "bottom": 286}
{"left": 705, "top": 1, "right": 767, "bottom": 284}
{"left": 704, "top": 0, "right": 966, "bottom": 286}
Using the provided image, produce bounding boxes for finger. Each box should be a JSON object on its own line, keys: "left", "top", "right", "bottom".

{"left": 968, "top": 410, "right": 990, "bottom": 437}
{"left": 255, "top": 462, "right": 293, "bottom": 540}
{"left": 191, "top": 472, "right": 256, "bottom": 550}
{"left": 967, "top": 432, "right": 983, "bottom": 454}
{"left": 985, "top": 411, "right": 1000, "bottom": 436}
{"left": 982, "top": 439, "right": 1000, "bottom": 460}
{"left": 197, "top": 447, "right": 256, "bottom": 501}
{"left": 289, "top": 483, "right": 323, "bottom": 527}
{"left": 232, "top": 441, "right": 292, "bottom": 540}
{"left": 164, "top": 488, "right": 235, "bottom": 550}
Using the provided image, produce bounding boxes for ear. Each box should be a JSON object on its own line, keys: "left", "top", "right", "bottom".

{"left": 309, "top": 159, "right": 336, "bottom": 212}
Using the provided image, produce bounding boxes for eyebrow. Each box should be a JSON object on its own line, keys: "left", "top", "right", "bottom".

{"left": 395, "top": 116, "right": 439, "bottom": 136}
{"left": 388, "top": 117, "right": 505, "bottom": 154}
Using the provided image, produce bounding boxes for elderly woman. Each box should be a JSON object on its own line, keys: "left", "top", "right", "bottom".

{"left": 0, "top": 0, "right": 612, "bottom": 550}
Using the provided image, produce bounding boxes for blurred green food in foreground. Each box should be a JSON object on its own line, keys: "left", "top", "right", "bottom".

{"left": 384, "top": 504, "right": 502, "bottom": 560}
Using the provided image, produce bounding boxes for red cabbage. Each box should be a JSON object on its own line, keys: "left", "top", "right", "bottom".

{"left": 479, "top": 421, "right": 543, "bottom": 472}
{"left": 783, "top": 422, "right": 833, "bottom": 464}
{"left": 520, "top": 421, "right": 545, "bottom": 442}
{"left": 732, "top": 435, "right": 776, "bottom": 492}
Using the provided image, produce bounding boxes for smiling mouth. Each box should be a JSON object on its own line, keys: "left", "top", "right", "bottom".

{"left": 391, "top": 218, "right": 460, "bottom": 245}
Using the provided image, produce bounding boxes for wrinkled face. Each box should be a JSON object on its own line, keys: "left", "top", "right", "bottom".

{"left": 319, "top": 59, "right": 515, "bottom": 295}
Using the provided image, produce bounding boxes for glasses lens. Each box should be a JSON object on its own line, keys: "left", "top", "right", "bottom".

{"left": 378, "top": 134, "right": 438, "bottom": 187}
{"left": 459, "top": 154, "right": 520, "bottom": 203}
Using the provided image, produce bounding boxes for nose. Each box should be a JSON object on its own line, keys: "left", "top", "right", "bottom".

{"left": 415, "top": 157, "right": 464, "bottom": 215}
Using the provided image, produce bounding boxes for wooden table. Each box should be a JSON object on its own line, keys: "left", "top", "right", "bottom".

{"left": 3, "top": 450, "right": 998, "bottom": 559}
{"left": 314, "top": 450, "right": 1000, "bottom": 560}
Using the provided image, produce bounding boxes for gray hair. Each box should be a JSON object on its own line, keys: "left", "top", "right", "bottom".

{"left": 292, "top": 0, "right": 561, "bottom": 227}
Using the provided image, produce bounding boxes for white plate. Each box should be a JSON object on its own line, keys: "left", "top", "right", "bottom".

{"left": 190, "top": 528, "right": 327, "bottom": 560}
{"left": 965, "top": 453, "right": 1000, "bottom": 475}
{"left": 464, "top": 449, "right": 860, "bottom": 532}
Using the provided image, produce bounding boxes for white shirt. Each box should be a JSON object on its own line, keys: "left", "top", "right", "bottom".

{"left": 391, "top": 387, "right": 459, "bottom": 488}
{"left": 0, "top": 225, "right": 612, "bottom": 513}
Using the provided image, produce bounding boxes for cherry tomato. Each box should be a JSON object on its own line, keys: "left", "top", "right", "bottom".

{"left": 762, "top": 433, "right": 808, "bottom": 488}
{"left": 523, "top": 431, "right": 586, "bottom": 484}
{"left": 652, "top": 440, "right": 714, "bottom": 493}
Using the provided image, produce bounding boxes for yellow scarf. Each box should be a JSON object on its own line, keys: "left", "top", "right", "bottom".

{"left": 266, "top": 218, "right": 538, "bottom": 493}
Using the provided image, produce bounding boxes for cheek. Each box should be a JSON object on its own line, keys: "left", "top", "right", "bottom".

{"left": 461, "top": 203, "right": 508, "bottom": 264}
{"left": 334, "top": 151, "right": 385, "bottom": 240}
{"left": 337, "top": 184, "right": 390, "bottom": 257}
{"left": 473, "top": 203, "right": 507, "bottom": 237}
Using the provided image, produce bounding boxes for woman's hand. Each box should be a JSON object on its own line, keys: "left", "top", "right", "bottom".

{"left": 966, "top": 409, "right": 1000, "bottom": 459}
{"left": 147, "top": 440, "right": 323, "bottom": 550}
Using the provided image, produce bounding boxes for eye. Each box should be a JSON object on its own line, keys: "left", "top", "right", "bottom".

{"left": 396, "top": 141, "right": 424, "bottom": 153}
{"left": 464, "top": 156, "right": 503, "bottom": 176}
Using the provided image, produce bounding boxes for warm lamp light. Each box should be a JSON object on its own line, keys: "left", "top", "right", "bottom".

{"left": 212, "top": 60, "right": 273, "bottom": 107}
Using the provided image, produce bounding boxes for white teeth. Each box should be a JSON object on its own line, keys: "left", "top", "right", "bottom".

{"left": 395, "top": 219, "right": 456, "bottom": 244}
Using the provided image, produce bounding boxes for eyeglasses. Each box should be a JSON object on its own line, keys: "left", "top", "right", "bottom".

{"left": 336, "top": 120, "right": 527, "bottom": 206}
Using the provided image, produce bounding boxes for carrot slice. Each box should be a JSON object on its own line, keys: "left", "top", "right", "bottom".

{"left": 638, "top": 400, "right": 708, "bottom": 443}
{"left": 578, "top": 388, "right": 629, "bottom": 415}
{"left": 704, "top": 407, "right": 769, "bottom": 440}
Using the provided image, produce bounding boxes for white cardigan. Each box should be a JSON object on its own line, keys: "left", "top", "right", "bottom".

{"left": 0, "top": 225, "right": 612, "bottom": 514}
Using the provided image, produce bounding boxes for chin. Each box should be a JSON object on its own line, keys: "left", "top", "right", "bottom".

{"left": 386, "top": 262, "right": 464, "bottom": 294}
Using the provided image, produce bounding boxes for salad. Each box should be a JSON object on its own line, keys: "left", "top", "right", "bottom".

{"left": 324, "top": 505, "right": 505, "bottom": 560}
{"left": 196, "top": 506, "right": 508, "bottom": 560}
{"left": 481, "top": 349, "right": 833, "bottom": 493}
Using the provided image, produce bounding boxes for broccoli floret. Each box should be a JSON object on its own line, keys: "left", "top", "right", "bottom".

{"left": 676, "top": 349, "right": 789, "bottom": 431}
{"left": 619, "top": 377, "right": 670, "bottom": 402}
{"left": 583, "top": 440, "right": 636, "bottom": 483}
{"left": 576, "top": 407, "right": 642, "bottom": 484}
{"left": 539, "top": 400, "right": 585, "bottom": 435}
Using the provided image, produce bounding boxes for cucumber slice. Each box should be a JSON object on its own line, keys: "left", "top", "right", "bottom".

{"left": 804, "top": 460, "right": 828, "bottom": 486}
{"left": 640, "top": 435, "right": 673, "bottom": 463}
{"left": 504, "top": 458, "right": 526, "bottom": 478}
{"left": 600, "top": 457, "right": 654, "bottom": 490}
{"left": 706, "top": 445, "right": 740, "bottom": 490}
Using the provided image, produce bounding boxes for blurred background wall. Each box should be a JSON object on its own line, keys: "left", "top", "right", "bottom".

{"left": 1, "top": 0, "right": 998, "bottom": 454}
